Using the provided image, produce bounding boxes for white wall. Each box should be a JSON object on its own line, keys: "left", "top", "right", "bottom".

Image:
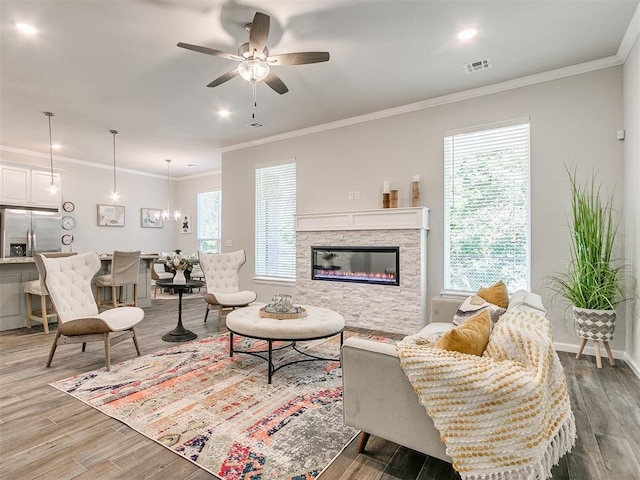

{"left": 174, "top": 172, "right": 222, "bottom": 256}
{"left": 222, "top": 66, "right": 626, "bottom": 351}
{"left": 1, "top": 150, "right": 183, "bottom": 255}
{"left": 623, "top": 35, "right": 640, "bottom": 370}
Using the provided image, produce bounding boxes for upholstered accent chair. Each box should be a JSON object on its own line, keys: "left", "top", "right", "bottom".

{"left": 23, "top": 251, "right": 77, "bottom": 333}
{"left": 94, "top": 250, "right": 141, "bottom": 309}
{"left": 198, "top": 250, "right": 257, "bottom": 329}
{"left": 37, "top": 252, "right": 144, "bottom": 371}
{"left": 151, "top": 260, "right": 173, "bottom": 298}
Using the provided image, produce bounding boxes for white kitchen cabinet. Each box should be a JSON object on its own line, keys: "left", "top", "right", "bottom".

{"left": 0, "top": 166, "right": 61, "bottom": 208}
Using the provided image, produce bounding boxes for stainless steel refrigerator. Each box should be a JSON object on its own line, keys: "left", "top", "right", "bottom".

{"left": 0, "top": 208, "right": 61, "bottom": 258}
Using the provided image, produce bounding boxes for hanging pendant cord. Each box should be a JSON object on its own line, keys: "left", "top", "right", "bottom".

{"left": 110, "top": 130, "right": 118, "bottom": 194}
{"left": 252, "top": 82, "right": 257, "bottom": 120}
{"left": 44, "top": 112, "right": 54, "bottom": 183}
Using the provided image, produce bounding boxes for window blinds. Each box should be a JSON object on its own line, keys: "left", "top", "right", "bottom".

{"left": 444, "top": 121, "right": 531, "bottom": 292}
{"left": 255, "top": 162, "right": 297, "bottom": 280}
{"left": 197, "top": 190, "right": 221, "bottom": 253}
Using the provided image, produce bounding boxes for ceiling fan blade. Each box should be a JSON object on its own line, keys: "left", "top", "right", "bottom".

{"left": 207, "top": 69, "right": 239, "bottom": 88}
{"left": 177, "top": 42, "right": 242, "bottom": 61}
{"left": 263, "top": 72, "right": 289, "bottom": 95}
{"left": 267, "top": 51, "right": 330, "bottom": 66}
{"left": 249, "top": 12, "right": 270, "bottom": 55}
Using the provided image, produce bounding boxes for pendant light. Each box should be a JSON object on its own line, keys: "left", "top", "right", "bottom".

{"left": 43, "top": 112, "right": 58, "bottom": 194}
{"left": 109, "top": 129, "right": 119, "bottom": 201}
{"left": 161, "top": 159, "right": 181, "bottom": 222}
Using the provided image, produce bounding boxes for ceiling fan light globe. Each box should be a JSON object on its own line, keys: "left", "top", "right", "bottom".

{"left": 238, "top": 59, "right": 270, "bottom": 82}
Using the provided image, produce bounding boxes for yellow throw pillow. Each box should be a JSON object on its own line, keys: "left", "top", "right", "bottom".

{"left": 477, "top": 280, "right": 509, "bottom": 308}
{"left": 435, "top": 310, "right": 491, "bottom": 356}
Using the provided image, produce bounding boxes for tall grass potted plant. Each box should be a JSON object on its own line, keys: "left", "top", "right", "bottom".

{"left": 550, "top": 169, "right": 627, "bottom": 346}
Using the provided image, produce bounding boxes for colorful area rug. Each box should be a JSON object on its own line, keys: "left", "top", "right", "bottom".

{"left": 50, "top": 333, "right": 364, "bottom": 479}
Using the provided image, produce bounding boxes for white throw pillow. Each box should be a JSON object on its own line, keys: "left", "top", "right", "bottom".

{"left": 453, "top": 295, "right": 506, "bottom": 326}
{"left": 507, "top": 290, "right": 546, "bottom": 317}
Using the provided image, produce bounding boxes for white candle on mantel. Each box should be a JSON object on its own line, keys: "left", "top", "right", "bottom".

{"left": 383, "top": 181, "right": 390, "bottom": 193}
{"left": 413, "top": 175, "right": 420, "bottom": 182}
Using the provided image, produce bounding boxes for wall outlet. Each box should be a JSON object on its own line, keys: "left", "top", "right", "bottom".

{"left": 348, "top": 192, "right": 354, "bottom": 200}
{"left": 354, "top": 191, "right": 360, "bottom": 200}
{"left": 224, "top": 239, "right": 233, "bottom": 247}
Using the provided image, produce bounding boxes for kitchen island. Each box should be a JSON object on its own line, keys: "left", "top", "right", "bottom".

{"left": 0, "top": 253, "right": 159, "bottom": 331}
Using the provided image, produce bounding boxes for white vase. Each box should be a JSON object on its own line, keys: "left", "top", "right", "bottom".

{"left": 173, "top": 269, "right": 187, "bottom": 285}
{"left": 573, "top": 306, "right": 616, "bottom": 341}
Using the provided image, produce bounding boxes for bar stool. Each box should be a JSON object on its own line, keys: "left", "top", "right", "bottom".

{"left": 94, "top": 250, "right": 141, "bottom": 309}
{"left": 24, "top": 252, "right": 77, "bottom": 333}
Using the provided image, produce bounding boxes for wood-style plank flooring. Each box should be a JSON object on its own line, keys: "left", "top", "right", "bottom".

{"left": 1, "top": 297, "right": 639, "bottom": 479}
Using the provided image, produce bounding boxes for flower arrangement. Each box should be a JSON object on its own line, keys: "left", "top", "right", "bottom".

{"left": 165, "top": 251, "right": 195, "bottom": 272}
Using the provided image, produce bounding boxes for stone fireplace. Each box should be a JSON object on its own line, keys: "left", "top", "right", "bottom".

{"left": 295, "top": 208, "right": 429, "bottom": 333}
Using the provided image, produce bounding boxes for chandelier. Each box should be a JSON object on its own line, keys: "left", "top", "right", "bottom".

{"left": 159, "top": 159, "right": 181, "bottom": 222}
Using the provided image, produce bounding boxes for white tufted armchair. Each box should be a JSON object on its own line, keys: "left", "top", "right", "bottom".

{"left": 37, "top": 252, "right": 144, "bottom": 371}
{"left": 198, "top": 250, "right": 257, "bottom": 330}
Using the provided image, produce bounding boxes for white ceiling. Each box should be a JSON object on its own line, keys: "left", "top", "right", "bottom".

{"left": 1, "top": 0, "right": 638, "bottom": 177}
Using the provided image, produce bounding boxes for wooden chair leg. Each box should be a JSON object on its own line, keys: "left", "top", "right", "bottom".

{"left": 95, "top": 285, "right": 102, "bottom": 309}
{"left": 603, "top": 341, "right": 615, "bottom": 366}
{"left": 82, "top": 342, "right": 86, "bottom": 352}
{"left": 112, "top": 286, "right": 118, "bottom": 308}
{"left": 25, "top": 293, "right": 33, "bottom": 329}
{"left": 594, "top": 341, "right": 602, "bottom": 368}
{"left": 357, "top": 432, "right": 371, "bottom": 453}
{"left": 204, "top": 306, "right": 210, "bottom": 322}
{"left": 217, "top": 306, "right": 224, "bottom": 331}
{"left": 576, "top": 338, "right": 587, "bottom": 359}
{"left": 132, "top": 328, "right": 141, "bottom": 356}
{"left": 104, "top": 333, "right": 111, "bottom": 371}
{"left": 40, "top": 294, "right": 50, "bottom": 334}
{"left": 46, "top": 330, "right": 61, "bottom": 367}
{"left": 133, "top": 284, "right": 138, "bottom": 306}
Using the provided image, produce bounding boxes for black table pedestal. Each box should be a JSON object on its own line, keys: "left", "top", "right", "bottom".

{"left": 157, "top": 279, "right": 204, "bottom": 342}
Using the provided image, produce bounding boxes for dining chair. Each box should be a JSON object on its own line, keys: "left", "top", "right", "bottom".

{"left": 37, "top": 252, "right": 144, "bottom": 371}
{"left": 151, "top": 261, "right": 173, "bottom": 298}
{"left": 198, "top": 250, "right": 257, "bottom": 330}
{"left": 23, "top": 251, "right": 77, "bottom": 334}
{"left": 94, "top": 250, "right": 141, "bottom": 309}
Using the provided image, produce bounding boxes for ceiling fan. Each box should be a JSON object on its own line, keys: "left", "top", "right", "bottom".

{"left": 178, "top": 11, "right": 330, "bottom": 95}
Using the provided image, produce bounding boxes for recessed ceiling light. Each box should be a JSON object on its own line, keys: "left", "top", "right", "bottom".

{"left": 16, "top": 23, "right": 38, "bottom": 35}
{"left": 457, "top": 27, "right": 478, "bottom": 41}
{"left": 51, "top": 144, "right": 62, "bottom": 150}
{"left": 218, "top": 109, "right": 230, "bottom": 118}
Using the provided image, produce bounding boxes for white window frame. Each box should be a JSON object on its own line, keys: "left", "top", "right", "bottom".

{"left": 196, "top": 190, "right": 221, "bottom": 253}
{"left": 443, "top": 117, "right": 531, "bottom": 293}
{"left": 254, "top": 159, "right": 296, "bottom": 284}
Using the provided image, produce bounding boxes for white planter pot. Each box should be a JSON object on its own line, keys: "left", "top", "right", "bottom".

{"left": 573, "top": 306, "right": 616, "bottom": 341}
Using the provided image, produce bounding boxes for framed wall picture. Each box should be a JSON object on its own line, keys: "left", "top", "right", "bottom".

{"left": 181, "top": 214, "right": 191, "bottom": 234}
{"left": 141, "top": 208, "right": 163, "bottom": 228}
{"left": 97, "top": 204, "right": 125, "bottom": 227}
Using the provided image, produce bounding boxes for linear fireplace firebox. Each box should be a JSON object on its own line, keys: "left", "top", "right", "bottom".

{"left": 311, "top": 246, "right": 399, "bottom": 286}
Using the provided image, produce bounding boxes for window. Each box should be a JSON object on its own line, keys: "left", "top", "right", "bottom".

{"left": 197, "top": 190, "right": 221, "bottom": 253}
{"left": 444, "top": 119, "right": 530, "bottom": 293}
{"left": 255, "top": 161, "right": 296, "bottom": 281}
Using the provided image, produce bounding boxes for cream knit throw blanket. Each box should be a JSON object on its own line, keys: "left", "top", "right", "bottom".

{"left": 397, "top": 311, "right": 576, "bottom": 480}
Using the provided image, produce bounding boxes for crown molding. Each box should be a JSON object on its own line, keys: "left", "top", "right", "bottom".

{"left": 220, "top": 55, "right": 623, "bottom": 154}
{"left": 0, "top": 145, "right": 219, "bottom": 181}
{"left": 617, "top": 3, "right": 640, "bottom": 61}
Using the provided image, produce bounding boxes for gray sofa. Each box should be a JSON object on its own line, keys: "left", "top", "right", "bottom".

{"left": 342, "top": 291, "right": 546, "bottom": 461}
{"left": 342, "top": 296, "right": 461, "bottom": 462}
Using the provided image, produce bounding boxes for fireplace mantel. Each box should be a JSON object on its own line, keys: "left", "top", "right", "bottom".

{"left": 295, "top": 207, "right": 429, "bottom": 232}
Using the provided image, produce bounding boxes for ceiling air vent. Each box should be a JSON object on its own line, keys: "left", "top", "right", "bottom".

{"left": 463, "top": 58, "right": 492, "bottom": 74}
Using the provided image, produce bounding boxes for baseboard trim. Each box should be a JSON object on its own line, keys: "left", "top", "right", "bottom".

{"left": 624, "top": 354, "right": 640, "bottom": 379}
{"left": 554, "top": 341, "right": 625, "bottom": 360}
